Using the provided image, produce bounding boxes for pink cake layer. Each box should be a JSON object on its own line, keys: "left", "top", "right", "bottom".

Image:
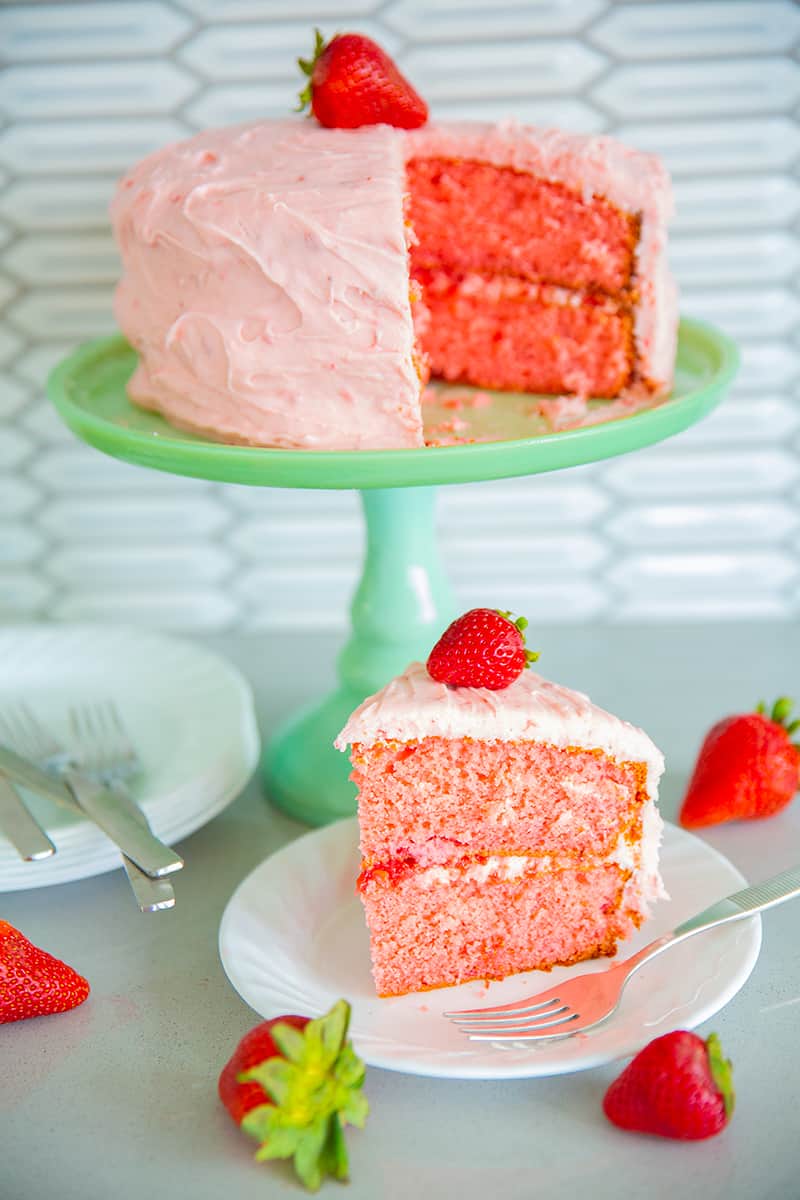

{"left": 353, "top": 737, "right": 647, "bottom": 866}
{"left": 415, "top": 269, "right": 634, "bottom": 397}
{"left": 358, "top": 857, "right": 639, "bottom": 996}
{"left": 407, "top": 157, "right": 638, "bottom": 294}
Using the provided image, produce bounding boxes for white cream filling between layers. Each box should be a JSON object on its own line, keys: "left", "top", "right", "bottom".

{"left": 416, "top": 796, "right": 667, "bottom": 916}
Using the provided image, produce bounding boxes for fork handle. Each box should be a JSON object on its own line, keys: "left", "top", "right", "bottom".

{"left": 121, "top": 855, "right": 175, "bottom": 913}
{"left": 63, "top": 769, "right": 183, "bottom": 878}
{"left": 673, "top": 864, "right": 800, "bottom": 937}
{"left": 0, "top": 776, "right": 55, "bottom": 862}
{"left": 622, "top": 863, "right": 800, "bottom": 986}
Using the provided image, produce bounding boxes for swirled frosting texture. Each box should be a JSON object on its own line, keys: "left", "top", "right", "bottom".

{"left": 112, "top": 121, "right": 424, "bottom": 450}
{"left": 112, "top": 119, "right": 676, "bottom": 448}
{"left": 335, "top": 660, "right": 665, "bottom": 791}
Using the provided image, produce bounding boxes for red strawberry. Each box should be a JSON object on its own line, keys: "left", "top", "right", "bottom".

{"left": 297, "top": 29, "right": 428, "bottom": 130}
{"left": 218, "top": 999, "right": 368, "bottom": 1192}
{"left": 603, "top": 1030, "right": 735, "bottom": 1140}
{"left": 426, "top": 608, "right": 539, "bottom": 690}
{"left": 679, "top": 698, "right": 800, "bottom": 829}
{"left": 0, "top": 920, "right": 89, "bottom": 1024}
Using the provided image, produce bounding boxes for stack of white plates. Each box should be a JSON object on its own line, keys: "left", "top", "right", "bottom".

{"left": 0, "top": 624, "right": 261, "bottom": 891}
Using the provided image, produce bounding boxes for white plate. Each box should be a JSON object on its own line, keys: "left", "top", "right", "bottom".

{"left": 219, "top": 817, "right": 762, "bottom": 1080}
{"left": 0, "top": 624, "right": 260, "bottom": 891}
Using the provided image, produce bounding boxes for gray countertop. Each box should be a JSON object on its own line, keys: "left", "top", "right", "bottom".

{"left": 2, "top": 623, "right": 799, "bottom": 1200}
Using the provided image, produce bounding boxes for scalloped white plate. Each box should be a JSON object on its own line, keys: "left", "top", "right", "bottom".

{"left": 0, "top": 624, "right": 260, "bottom": 891}
{"left": 219, "top": 817, "right": 761, "bottom": 1080}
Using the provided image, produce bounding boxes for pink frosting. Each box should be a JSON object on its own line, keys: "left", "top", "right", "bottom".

{"left": 112, "top": 121, "right": 424, "bottom": 450}
{"left": 335, "top": 660, "right": 665, "bottom": 793}
{"left": 111, "top": 119, "right": 677, "bottom": 449}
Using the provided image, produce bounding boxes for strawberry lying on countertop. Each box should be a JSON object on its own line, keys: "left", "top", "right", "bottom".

{"left": 0, "top": 919, "right": 90, "bottom": 1024}
{"left": 218, "top": 999, "right": 368, "bottom": 1192}
{"left": 603, "top": 1030, "right": 735, "bottom": 1140}
{"left": 680, "top": 697, "right": 800, "bottom": 829}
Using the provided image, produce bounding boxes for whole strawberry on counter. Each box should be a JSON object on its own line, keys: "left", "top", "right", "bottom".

{"left": 0, "top": 919, "right": 90, "bottom": 1024}
{"left": 603, "top": 1030, "right": 735, "bottom": 1140}
{"left": 680, "top": 697, "right": 800, "bottom": 829}
{"left": 427, "top": 607, "right": 539, "bottom": 690}
{"left": 218, "top": 999, "right": 368, "bottom": 1192}
{"left": 298, "top": 29, "right": 428, "bottom": 129}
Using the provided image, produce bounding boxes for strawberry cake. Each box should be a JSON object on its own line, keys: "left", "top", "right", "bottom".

{"left": 111, "top": 119, "right": 676, "bottom": 450}
{"left": 335, "top": 613, "right": 666, "bottom": 997}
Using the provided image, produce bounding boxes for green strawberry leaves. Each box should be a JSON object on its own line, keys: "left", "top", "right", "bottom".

{"left": 296, "top": 28, "right": 327, "bottom": 112}
{"left": 706, "top": 1032, "right": 735, "bottom": 1120}
{"left": 756, "top": 697, "right": 800, "bottom": 747}
{"left": 239, "top": 999, "right": 368, "bottom": 1191}
{"left": 496, "top": 609, "right": 540, "bottom": 667}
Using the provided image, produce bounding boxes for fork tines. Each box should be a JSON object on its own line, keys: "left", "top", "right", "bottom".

{"left": 445, "top": 995, "right": 582, "bottom": 1041}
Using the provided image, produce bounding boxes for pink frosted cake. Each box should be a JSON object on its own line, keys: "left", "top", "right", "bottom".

{"left": 335, "top": 660, "right": 665, "bottom": 997}
{"left": 111, "top": 120, "right": 676, "bottom": 450}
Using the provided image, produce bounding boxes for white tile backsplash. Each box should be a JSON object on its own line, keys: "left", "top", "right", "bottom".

{"left": 1, "top": 0, "right": 798, "bottom": 629}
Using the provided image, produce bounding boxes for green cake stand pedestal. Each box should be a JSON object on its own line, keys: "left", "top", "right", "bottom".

{"left": 48, "top": 317, "right": 738, "bottom": 826}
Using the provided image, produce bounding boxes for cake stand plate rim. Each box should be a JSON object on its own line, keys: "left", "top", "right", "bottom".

{"left": 47, "top": 317, "right": 738, "bottom": 490}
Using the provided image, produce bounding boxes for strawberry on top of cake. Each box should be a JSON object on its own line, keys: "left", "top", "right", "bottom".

{"left": 110, "top": 32, "right": 677, "bottom": 451}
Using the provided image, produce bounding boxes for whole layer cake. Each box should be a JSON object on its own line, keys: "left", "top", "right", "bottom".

{"left": 335, "top": 660, "right": 666, "bottom": 997}
{"left": 111, "top": 119, "right": 677, "bottom": 450}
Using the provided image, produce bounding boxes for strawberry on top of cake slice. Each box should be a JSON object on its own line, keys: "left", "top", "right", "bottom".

{"left": 335, "top": 609, "right": 666, "bottom": 998}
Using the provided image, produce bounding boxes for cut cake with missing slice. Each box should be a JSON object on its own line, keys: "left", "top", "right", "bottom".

{"left": 335, "top": 661, "right": 666, "bottom": 997}
{"left": 111, "top": 119, "right": 676, "bottom": 449}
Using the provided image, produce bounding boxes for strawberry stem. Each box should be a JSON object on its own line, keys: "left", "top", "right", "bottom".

{"left": 240, "top": 999, "right": 368, "bottom": 1191}
{"left": 771, "top": 697, "right": 794, "bottom": 725}
{"left": 755, "top": 697, "right": 797, "bottom": 730}
{"left": 296, "top": 28, "right": 327, "bottom": 113}
{"left": 705, "top": 1032, "right": 735, "bottom": 1120}
{"left": 496, "top": 609, "right": 539, "bottom": 668}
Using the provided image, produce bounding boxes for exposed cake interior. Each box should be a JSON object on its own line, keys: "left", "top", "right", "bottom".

{"left": 406, "top": 157, "right": 640, "bottom": 398}
{"left": 359, "top": 856, "right": 638, "bottom": 998}
{"left": 353, "top": 735, "right": 660, "bottom": 997}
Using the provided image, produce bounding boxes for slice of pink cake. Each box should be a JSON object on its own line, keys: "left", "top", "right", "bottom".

{"left": 335, "top": 661, "right": 665, "bottom": 997}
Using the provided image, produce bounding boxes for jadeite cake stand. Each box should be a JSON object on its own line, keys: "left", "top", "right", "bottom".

{"left": 48, "top": 316, "right": 738, "bottom": 827}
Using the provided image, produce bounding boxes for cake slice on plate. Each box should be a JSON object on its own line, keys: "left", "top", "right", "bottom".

{"left": 335, "top": 609, "right": 666, "bottom": 997}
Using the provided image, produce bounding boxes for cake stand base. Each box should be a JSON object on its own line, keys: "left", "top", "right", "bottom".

{"left": 263, "top": 487, "right": 456, "bottom": 825}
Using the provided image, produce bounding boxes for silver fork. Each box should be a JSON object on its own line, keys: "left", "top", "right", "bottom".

{"left": 69, "top": 700, "right": 178, "bottom": 914}
{"left": 445, "top": 864, "right": 800, "bottom": 1042}
{"left": 0, "top": 705, "right": 176, "bottom": 913}
{"left": 70, "top": 700, "right": 143, "bottom": 795}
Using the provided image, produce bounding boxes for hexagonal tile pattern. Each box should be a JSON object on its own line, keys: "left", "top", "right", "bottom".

{"left": 594, "top": 57, "right": 800, "bottom": 120}
{"left": 386, "top": 0, "right": 606, "bottom": 39}
{"left": 403, "top": 40, "right": 607, "bottom": 102}
{"left": 0, "top": 3, "right": 193, "bottom": 60}
{"left": 590, "top": 2, "right": 800, "bottom": 60}
{"left": 180, "top": 21, "right": 399, "bottom": 82}
{"left": 2, "top": 0, "right": 800, "bottom": 628}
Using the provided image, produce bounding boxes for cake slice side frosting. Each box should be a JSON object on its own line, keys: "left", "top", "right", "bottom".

{"left": 335, "top": 660, "right": 665, "bottom": 791}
